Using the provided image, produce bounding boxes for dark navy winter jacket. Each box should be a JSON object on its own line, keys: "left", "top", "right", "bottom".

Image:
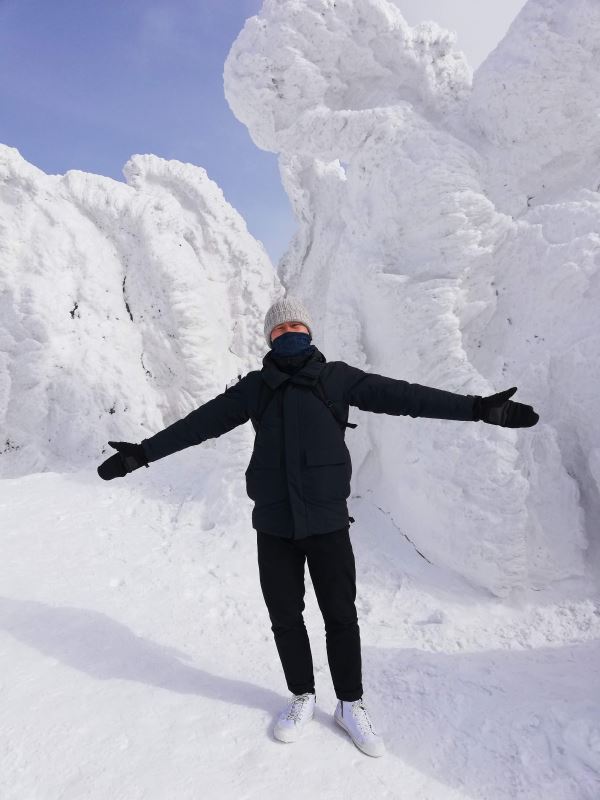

{"left": 141, "top": 347, "right": 476, "bottom": 539}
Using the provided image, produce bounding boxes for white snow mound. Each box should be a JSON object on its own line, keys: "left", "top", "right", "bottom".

{"left": 0, "top": 145, "right": 281, "bottom": 478}
{"left": 225, "top": 0, "right": 599, "bottom": 596}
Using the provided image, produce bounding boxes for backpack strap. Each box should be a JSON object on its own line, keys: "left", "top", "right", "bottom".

{"left": 251, "top": 380, "right": 278, "bottom": 434}
{"left": 227, "top": 374, "right": 278, "bottom": 434}
{"left": 251, "top": 375, "right": 357, "bottom": 433}
{"left": 311, "top": 379, "right": 358, "bottom": 430}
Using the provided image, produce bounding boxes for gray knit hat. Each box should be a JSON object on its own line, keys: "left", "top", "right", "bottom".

{"left": 264, "top": 295, "right": 314, "bottom": 348}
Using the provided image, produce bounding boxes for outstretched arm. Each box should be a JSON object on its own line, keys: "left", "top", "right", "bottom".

{"left": 341, "top": 365, "right": 538, "bottom": 427}
{"left": 342, "top": 364, "right": 475, "bottom": 421}
{"left": 97, "top": 378, "right": 251, "bottom": 481}
{"left": 141, "top": 379, "right": 250, "bottom": 463}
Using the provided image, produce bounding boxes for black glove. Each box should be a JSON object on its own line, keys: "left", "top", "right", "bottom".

{"left": 470, "top": 387, "right": 539, "bottom": 428}
{"left": 97, "top": 441, "right": 149, "bottom": 481}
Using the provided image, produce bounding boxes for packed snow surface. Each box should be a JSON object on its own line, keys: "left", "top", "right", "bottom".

{"left": 1, "top": 465, "right": 599, "bottom": 800}
{"left": 1, "top": 0, "right": 600, "bottom": 798}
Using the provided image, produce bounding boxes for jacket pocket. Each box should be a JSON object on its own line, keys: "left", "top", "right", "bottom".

{"left": 302, "top": 444, "right": 351, "bottom": 501}
{"left": 245, "top": 448, "right": 287, "bottom": 505}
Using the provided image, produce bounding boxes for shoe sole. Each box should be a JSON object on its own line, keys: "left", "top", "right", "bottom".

{"left": 273, "top": 716, "right": 314, "bottom": 743}
{"left": 334, "top": 713, "right": 385, "bottom": 758}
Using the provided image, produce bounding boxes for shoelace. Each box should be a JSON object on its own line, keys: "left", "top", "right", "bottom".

{"left": 350, "top": 700, "right": 376, "bottom": 737}
{"left": 285, "top": 693, "right": 313, "bottom": 723}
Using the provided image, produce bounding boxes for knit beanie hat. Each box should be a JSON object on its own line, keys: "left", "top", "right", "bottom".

{"left": 263, "top": 296, "right": 314, "bottom": 348}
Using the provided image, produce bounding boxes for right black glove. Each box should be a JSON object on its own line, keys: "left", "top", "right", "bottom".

{"left": 471, "top": 387, "right": 539, "bottom": 428}
{"left": 97, "top": 441, "right": 149, "bottom": 481}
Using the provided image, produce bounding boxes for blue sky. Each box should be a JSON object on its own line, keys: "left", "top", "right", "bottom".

{"left": 0, "top": 0, "right": 526, "bottom": 265}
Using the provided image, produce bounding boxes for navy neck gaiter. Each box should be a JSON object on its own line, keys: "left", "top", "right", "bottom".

{"left": 271, "top": 331, "right": 313, "bottom": 357}
{"left": 270, "top": 332, "right": 316, "bottom": 374}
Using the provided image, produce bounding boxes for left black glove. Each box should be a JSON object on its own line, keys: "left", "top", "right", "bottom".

{"left": 97, "top": 440, "right": 150, "bottom": 481}
{"left": 470, "top": 387, "right": 539, "bottom": 428}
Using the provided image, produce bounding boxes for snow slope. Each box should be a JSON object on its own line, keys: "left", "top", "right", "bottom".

{"left": 0, "top": 145, "right": 281, "bottom": 477}
{"left": 1, "top": 461, "right": 599, "bottom": 800}
{"left": 224, "top": 0, "right": 600, "bottom": 596}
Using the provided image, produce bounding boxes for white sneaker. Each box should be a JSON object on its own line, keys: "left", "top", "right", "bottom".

{"left": 334, "top": 698, "right": 386, "bottom": 757}
{"left": 273, "top": 692, "right": 316, "bottom": 743}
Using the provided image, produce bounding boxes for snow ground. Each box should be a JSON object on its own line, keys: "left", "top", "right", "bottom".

{"left": 1, "top": 433, "right": 599, "bottom": 799}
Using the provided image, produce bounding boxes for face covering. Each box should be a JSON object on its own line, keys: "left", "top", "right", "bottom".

{"left": 271, "top": 331, "right": 313, "bottom": 357}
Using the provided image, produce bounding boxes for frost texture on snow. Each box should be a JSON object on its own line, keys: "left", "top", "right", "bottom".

{"left": 225, "top": 0, "right": 600, "bottom": 595}
{"left": 467, "top": 0, "right": 600, "bottom": 211}
{"left": 0, "top": 146, "right": 281, "bottom": 477}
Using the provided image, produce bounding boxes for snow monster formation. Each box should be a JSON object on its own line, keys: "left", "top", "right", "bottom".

{"left": 0, "top": 146, "right": 281, "bottom": 478}
{"left": 224, "top": 0, "right": 600, "bottom": 595}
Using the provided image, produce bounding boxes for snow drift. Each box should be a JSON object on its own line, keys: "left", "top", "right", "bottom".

{"left": 224, "top": 0, "right": 600, "bottom": 596}
{"left": 0, "top": 146, "right": 281, "bottom": 477}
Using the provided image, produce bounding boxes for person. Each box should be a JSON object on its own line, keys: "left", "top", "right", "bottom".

{"left": 97, "top": 295, "right": 539, "bottom": 758}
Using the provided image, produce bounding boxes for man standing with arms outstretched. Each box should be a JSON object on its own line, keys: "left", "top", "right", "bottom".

{"left": 98, "top": 296, "right": 539, "bottom": 757}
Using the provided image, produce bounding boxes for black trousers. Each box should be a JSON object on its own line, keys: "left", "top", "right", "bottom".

{"left": 256, "top": 526, "right": 363, "bottom": 702}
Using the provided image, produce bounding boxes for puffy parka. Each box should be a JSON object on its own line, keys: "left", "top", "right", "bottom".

{"left": 141, "top": 347, "right": 477, "bottom": 539}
